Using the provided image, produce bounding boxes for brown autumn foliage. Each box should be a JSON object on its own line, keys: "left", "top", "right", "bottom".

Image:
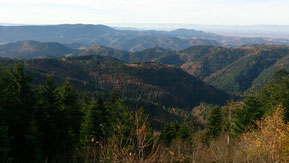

{"left": 239, "top": 105, "right": 289, "bottom": 162}
{"left": 160, "top": 105, "right": 289, "bottom": 163}
{"left": 81, "top": 111, "right": 166, "bottom": 163}
{"left": 79, "top": 105, "right": 289, "bottom": 163}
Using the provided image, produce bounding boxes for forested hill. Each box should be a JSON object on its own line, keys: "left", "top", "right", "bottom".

{"left": 0, "top": 55, "right": 230, "bottom": 110}
{"left": 78, "top": 44, "right": 289, "bottom": 95}
{"left": 1, "top": 56, "right": 289, "bottom": 162}
{"left": 180, "top": 45, "right": 289, "bottom": 94}
{"left": 0, "top": 40, "right": 74, "bottom": 58}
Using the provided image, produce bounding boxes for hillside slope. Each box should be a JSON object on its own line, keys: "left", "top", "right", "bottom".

{"left": 79, "top": 44, "right": 289, "bottom": 95}
{"left": 2, "top": 40, "right": 289, "bottom": 95}
{"left": 0, "top": 55, "right": 230, "bottom": 109}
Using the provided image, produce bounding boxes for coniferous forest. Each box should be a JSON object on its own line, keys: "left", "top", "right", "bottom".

{"left": 1, "top": 59, "right": 289, "bottom": 162}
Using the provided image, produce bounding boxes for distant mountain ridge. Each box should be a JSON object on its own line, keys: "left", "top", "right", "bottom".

{"left": 1, "top": 24, "right": 289, "bottom": 51}
{"left": 0, "top": 24, "right": 219, "bottom": 51}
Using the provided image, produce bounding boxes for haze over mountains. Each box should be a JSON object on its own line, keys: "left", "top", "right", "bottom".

{"left": 125, "top": 24, "right": 289, "bottom": 39}
{"left": 1, "top": 24, "right": 289, "bottom": 52}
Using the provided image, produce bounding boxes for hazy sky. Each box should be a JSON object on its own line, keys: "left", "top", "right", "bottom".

{"left": 1, "top": 0, "right": 289, "bottom": 26}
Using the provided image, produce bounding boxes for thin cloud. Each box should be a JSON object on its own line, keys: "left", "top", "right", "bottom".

{"left": 0, "top": 0, "right": 288, "bottom": 25}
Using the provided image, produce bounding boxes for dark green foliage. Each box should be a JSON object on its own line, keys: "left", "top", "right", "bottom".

{"left": 0, "top": 63, "right": 144, "bottom": 161}
{"left": 127, "top": 47, "right": 185, "bottom": 65}
{"left": 0, "top": 55, "right": 230, "bottom": 114}
{"left": 256, "top": 69, "right": 289, "bottom": 122}
{"left": 108, "top": 98, "right": 134, "bottom": 142}
{"left": 160, "top": 118, "right": 196, "bottom": 145}
{"left": 3, "top": 52, "right": 289, "bottom": 161}
{"left": 3, "top": 39, "right": 289, "bottom": 96}
{"left": 205, "top": 45, "right": 289, "bottom": 94}
{"left": 229, "top": 69, "right": 289, "bottom": 138}
{"left": 57, "top": 79, "right": 83, "bottom": 151}
{"left": 221, "top": 99, "right": 237, "bottom": 140}
{"left": 271, "top": 68, "right": 289, "bottom": 81}
{"left": 182, "top": 46, "right": 248, "bottom": 79}
{"left": 233, "top": 96, "right": 263, "bottom": 136}
{"left": 81, "top": 93, "right": 91, "bottom": 113}
{"left": 0, "top": 63, "right": 38, "bottom": 161}
{"left": 35, "top": 76, "right": 69, "bottom": 160}
{"left": 205, "top": 106, "right": 223, "bottom": 141}
{"left": 283, "top": 96, "right": 289, "bottom": 123}
{"left": 177, "top": 119, "right": 195, "bottom": 140}
{"left": 79, "top": 89, "right": 152, "bottom": 160}
{"left": 74, "top": 44, "right": 289, "bottom": 96}
{"left": 258, "top": 69, "right": 289, "bottom": 113}
{"left": 0, "top": 125, "right": 11, "bottom": 162}
{"left": 80, "top": 96, "right": 106, "bottom": 145}
{"left": 0, "top": 63, "right": 154, "bottom": 162}
{"left": 160, "top": 122, "right": 180, "bottom": 145}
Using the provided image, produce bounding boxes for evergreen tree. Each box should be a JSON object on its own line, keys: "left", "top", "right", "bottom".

{"left": 0, "top": 63, "right": 37, "bottom": 161}
{"left": 110, "top": 99, "right": 134, "bottom": 142}
{"left": 177, "top": 119, "right": 195, "bottom": 140}
{"left": 270, "top": 69, "right": 289, "bottom": 123}
{"left": 205, "top": 106, "right": 223, "bottom": 141}
{"left": 108, "top": 87, "right": 121, "bottom": 104}
{"left": 257, "top": 69, "right": 289, "bottom": 115}
{"left": 233, "top": 95, "right": 263, "bottom": 136}
{"left": 282, "top": 95, "right": 289, "bottom": 123}
{"left": 106, "top": 90, "right": 134, "bottom": 143}
{"left": 160, "top": 122, "right": 180, "bottom": 145}
{"left": 271, "top": 68, "right": 289, "bottom": 82}
{"left": 35, "top": 76, "right": 66, "bottom": 160}
{"left": 97, "top": 95, "right": 110, "bottom": 137}
{"left": 0, "top": 125, "right": 11, "bottom": 162}
{"left": 57, "top": 79, "right": 83, "bottom": 151}
{"left": 81, "top": 93, "right": 91, "bottom": 113}
{"left": 80, "top": 96, "right": 105, "bottom": 145}
{"left": 221, "top": 99, "right": 238, "bottom": 145}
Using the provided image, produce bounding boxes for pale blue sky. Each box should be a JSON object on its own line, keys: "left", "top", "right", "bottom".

{"left": 0, "top": 0, "right": 288, "bottom": 26}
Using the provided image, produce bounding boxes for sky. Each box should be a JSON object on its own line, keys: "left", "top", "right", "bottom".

{"left": 1, "top": 0, "right": 289, "bottom": 26}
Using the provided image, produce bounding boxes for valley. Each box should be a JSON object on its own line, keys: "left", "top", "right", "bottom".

{"left": 1, "top": 39, "right": 289, "bottom": 96}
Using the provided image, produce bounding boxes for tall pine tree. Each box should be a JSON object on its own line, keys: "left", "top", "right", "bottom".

{"left": 57, "top": 79, "right": 83, "bottom": 151}
{"left": 80, "top": 95, "right": 106, "bottom": 145}
{"left": 160, "top": 122, "right": 180, "bottom": 145}
{"left": 0, "top": 63, "right": 37, "bottom": 161}
{"left": 233, "top": 95, "right": 263, "bottom": 136}
{"left": 205, "top": 106, "right": 223, "bottom": 142}
{"left": 106, "top": 90, "right": 134, "bottom": 144}
{"left": 35, "top": 76, "right": 67, "bottom": 161}
{"left": 0, "top": 125, "right": 11, "bottom": 162}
